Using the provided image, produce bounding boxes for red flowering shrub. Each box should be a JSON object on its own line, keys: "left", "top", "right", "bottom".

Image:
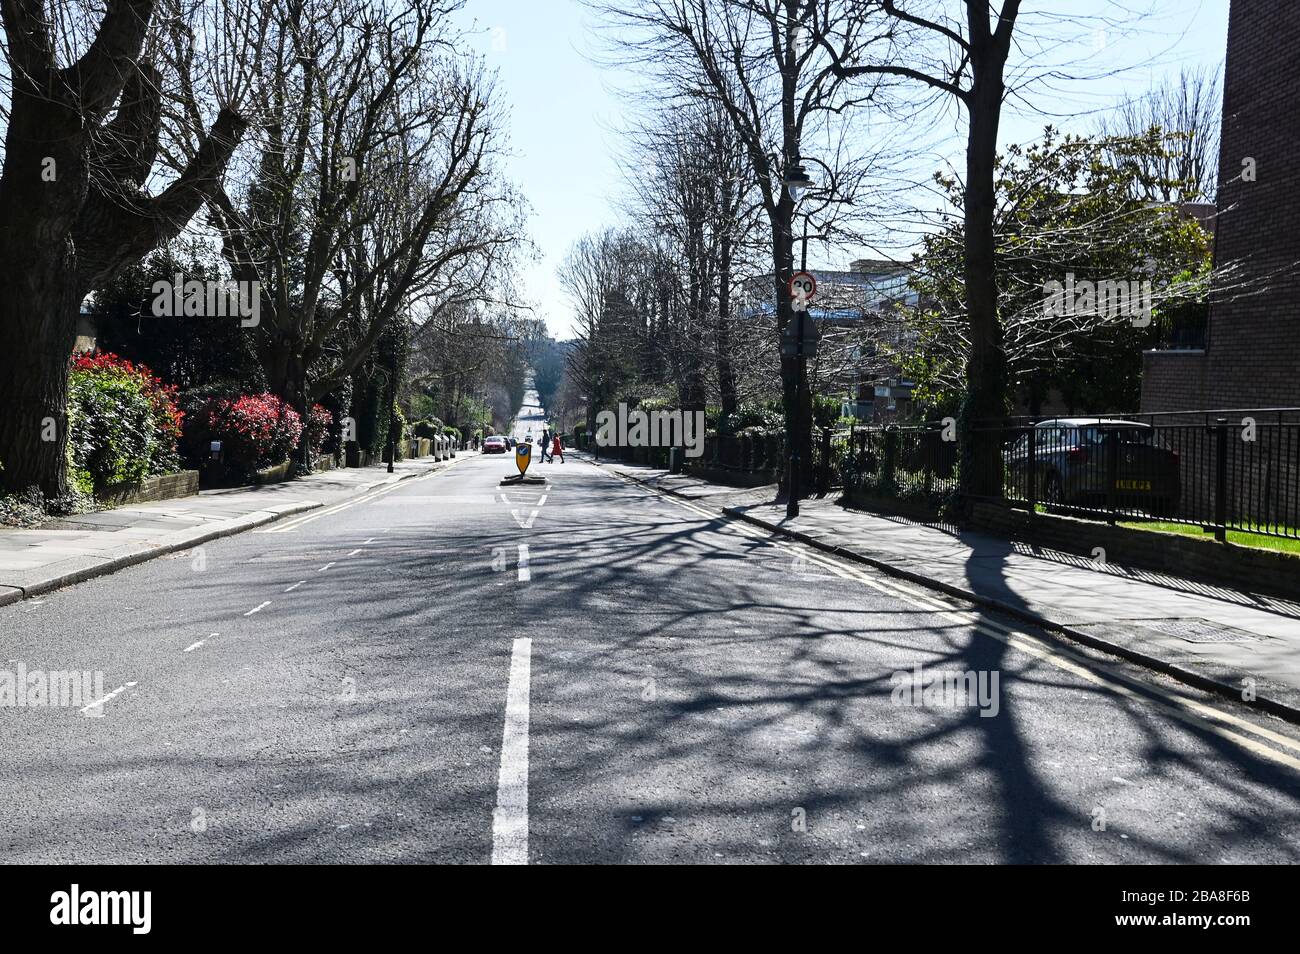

{"left": 203, "top": 393, "right": 303, "bottom": 470}
{"left": 67, "top": 351, "right": 183, "bottom": 491}
{"left": 306, "top": 404, "right": 333, "bottom": 457}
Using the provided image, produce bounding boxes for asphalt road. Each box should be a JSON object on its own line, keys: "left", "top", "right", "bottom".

{"left": 2, "top": 390, "right": 1299, "bottom": 864}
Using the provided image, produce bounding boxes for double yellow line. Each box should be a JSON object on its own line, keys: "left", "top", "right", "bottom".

{"left": 615, "top": 470, "right": 1300, "bottom": 773}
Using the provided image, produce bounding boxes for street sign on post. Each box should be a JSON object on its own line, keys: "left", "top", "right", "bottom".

{"left": 780, "top": 316, "right": 820, "bottom": 358}
{"left": 789, "top": 271, "right": 816, "bottom": 311}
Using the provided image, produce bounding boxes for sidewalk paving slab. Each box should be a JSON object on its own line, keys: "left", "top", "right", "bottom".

{"left": 600, "top": 459, "right": 1300, "bottom": 724}
{"left": 0, "top": 452, "right": 475, "bottom": 606}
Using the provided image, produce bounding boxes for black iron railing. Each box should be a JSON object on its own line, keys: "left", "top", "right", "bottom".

{"left": 842, "top": 422, "right": 959, "bottom": 505}
{"left": 955, "top": 410, "right": 1300, "bottom": 541}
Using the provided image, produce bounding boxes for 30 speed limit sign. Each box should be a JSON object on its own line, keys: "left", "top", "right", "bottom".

{"left": 789, "top": 271, "right": 816, "bottom": 309}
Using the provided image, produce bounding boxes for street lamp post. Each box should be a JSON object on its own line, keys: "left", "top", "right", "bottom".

{"left": 783, "top": 158, "right": 817, "bottom": 518}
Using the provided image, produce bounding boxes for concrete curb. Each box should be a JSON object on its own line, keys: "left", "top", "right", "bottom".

{"left": 600, "top": 463, "right": 1300, "bottom": 726}
{"left": 0, "top": 460, "right": 453, "bottom": 607}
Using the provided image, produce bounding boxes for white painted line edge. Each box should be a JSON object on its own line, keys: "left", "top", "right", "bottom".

{"left": 492, "top": 637, "right": 532, "bottom": 865}
{"left": 182, "top": 635, "right": 216, "bottom": 653}
{"left": 81, "top": 680, "right": 138, "bottom": 716}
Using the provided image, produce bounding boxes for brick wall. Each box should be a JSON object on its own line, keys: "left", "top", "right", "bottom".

{"left": 968, "top": 501, "right": 1300, "bottom": 600}
{"left": 1141, "top": 0, "right": 1300, "bottom": 412}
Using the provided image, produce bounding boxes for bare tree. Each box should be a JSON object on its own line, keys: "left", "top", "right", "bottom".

{"left": 206, "top": 0, "right": 523, "bottom": 442}
{"left": 558, "top": 228, "right": 652, "bottom": 432}
{"left": 808, "top": 0, "right": 1028, "bottom": 494}
{"left": 1100, "top": 66, "right": 1221, "bottom": 203}
{"left": 623, "top": 99, "right": 765, "bottom": 420}
{"left": 590, "top": 0, "right": 896, "bottom": 499}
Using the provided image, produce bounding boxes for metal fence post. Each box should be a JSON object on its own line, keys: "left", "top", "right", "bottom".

{"left": 820, "top": 427, "right": 832, "bottom": 494}
{"left": 1026, "top": 425, "right": 1037, "bottom": 509}
{"left": 1105, "top": 427, "right": 1119, "bottom": 522}
{"left": 1214, "top": 417, "right": 1228, "bottom": 542}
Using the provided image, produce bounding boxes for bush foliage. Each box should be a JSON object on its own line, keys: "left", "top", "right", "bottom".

{"left": 67, "top": 351, "right": 182, "bottom": 492}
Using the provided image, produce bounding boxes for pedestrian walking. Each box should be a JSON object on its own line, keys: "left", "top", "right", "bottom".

{"left": 540, "top": 428, "right": 552, "bottom": 463}
{"left": 552, "top": 434, "right": 565, "bottom": 463}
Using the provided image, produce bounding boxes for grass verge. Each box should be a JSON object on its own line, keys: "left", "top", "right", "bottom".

{"left": 1118, "top": 520, "right": 1300, "bottom": 555}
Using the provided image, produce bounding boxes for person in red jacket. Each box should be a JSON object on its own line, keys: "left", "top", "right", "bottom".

{"left": 551, "top": 434, "right": 565, "bottom": 463}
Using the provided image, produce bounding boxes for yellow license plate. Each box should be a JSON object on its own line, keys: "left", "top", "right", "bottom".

{"left": 1115, "top": 479, "right": 1151, "bottom": 491}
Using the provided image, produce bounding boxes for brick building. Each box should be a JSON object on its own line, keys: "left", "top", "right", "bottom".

{"left": 1140, "top": 0, "right": 1300, "bottom": 412}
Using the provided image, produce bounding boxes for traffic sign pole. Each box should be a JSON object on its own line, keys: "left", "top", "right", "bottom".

{"left": 785, "top": 271, "right": 816, "bottom": 519}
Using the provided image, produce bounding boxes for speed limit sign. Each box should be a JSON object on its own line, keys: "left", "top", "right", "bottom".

{"left": 789, "top": 271, "right": 816, "bottom": 307}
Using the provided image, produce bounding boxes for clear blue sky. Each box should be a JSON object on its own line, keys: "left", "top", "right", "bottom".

{"left": 460, "top": 0, "right": 1229, "bottom": 340}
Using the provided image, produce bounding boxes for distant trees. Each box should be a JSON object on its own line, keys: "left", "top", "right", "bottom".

{"left": 405, "top": 307, "right": 534, "bottom": 435}
{"left": 559, "top": 229, "right": 651, "bottom": 432}
{"left": 623, "top": 100, "right": 763, "bottom": 421}
{"left": 529, "top": 336, "right": 568, "bottom": 413}
{"left": 1100, "top": 67, "right": 1221, "bottom": 203}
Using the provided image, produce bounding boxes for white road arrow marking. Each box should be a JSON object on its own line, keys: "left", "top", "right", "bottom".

{"left": 510, "top": 509, "right": 540, "bottom": 529}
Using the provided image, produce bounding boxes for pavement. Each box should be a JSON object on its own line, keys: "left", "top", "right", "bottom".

{"left": 0, "top": 453, "right": 474, "bottom": 605}
{"left": 2, "top": 397, "right": 1299, "bottom": 864}
{"left": 601, "top": 461, "right": 1300, "bottom": 723}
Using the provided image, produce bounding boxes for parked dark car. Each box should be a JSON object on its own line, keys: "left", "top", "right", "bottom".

{"left": 1004, "top": 418, "right": 1180, "bottom": 516}
{"left": 483, "top": 436, "right": 507, "bottom": 454}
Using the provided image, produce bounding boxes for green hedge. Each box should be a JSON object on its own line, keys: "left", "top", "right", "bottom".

{"left": 67, "top": 352, "right": 182, "bottom": 493}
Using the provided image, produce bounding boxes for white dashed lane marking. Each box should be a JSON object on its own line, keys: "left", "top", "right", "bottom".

{"left": 183, "top": 634, "right": 217, "bottom": 653}
{"left": 492, "top": 637, "right": 532, "bottom": 865}
{"left": 80, "top": 681, "right": 137, "bottom": 717}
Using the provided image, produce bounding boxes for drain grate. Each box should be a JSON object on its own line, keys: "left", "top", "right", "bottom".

{"left": 1132, "top": 618, "right": 1262, "bottom": 644}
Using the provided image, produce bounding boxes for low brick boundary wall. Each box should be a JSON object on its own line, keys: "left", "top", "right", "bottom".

{"left": 968, "top": 501, "right": 1300, "bottom": 601}
{"left": 253, "top": 460, "right": 293, "bottom": 485}
{"left": 684, "top": 465, "right": 778, "bottom": 488}
{"left": 97, "top": 470, "right": 199, "bottom": 506}
{"left": 840, "top": 490, "right": 949, "bottom": 524}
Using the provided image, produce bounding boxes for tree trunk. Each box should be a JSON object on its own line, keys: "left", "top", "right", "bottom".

{"left": 0, "top": 267, "right": 80, "bottom": 496}
{"left": 717, "top": 234, "right": 738, "bottom": 421}
{"left": 961, "top": 54, "right": 1010, "bottom": 499}
{"left": 0, "top": 72, "right": 92, "bottom": 497}
{"left": 774, "top": 207, "right": 811, "bottom": 497}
